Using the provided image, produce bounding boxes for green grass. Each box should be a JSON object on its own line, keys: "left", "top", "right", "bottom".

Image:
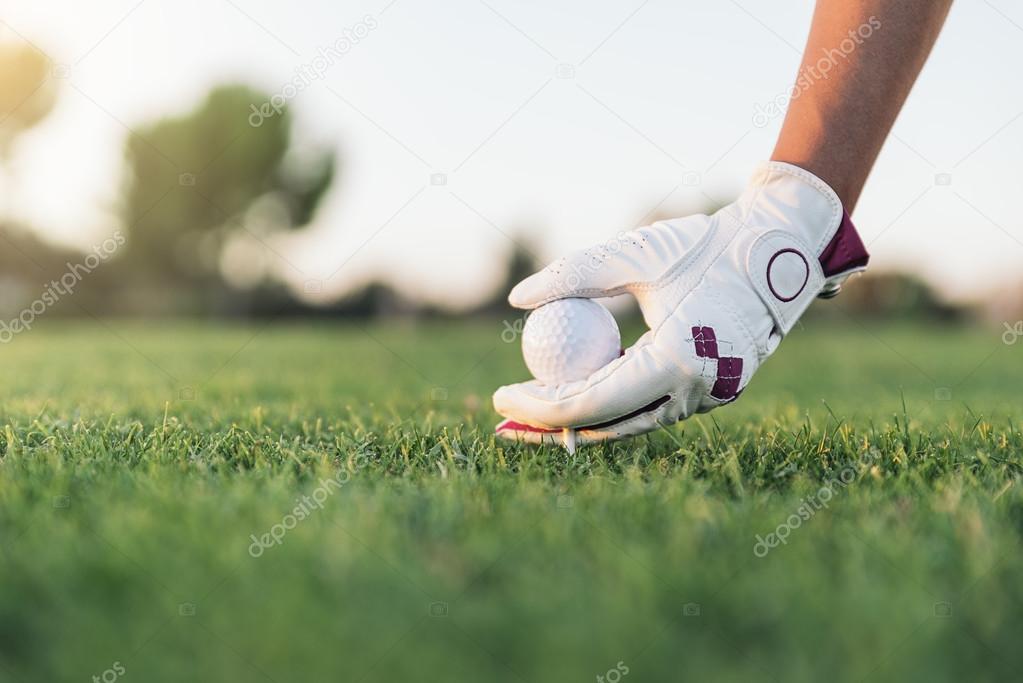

{"left": 1, "top": 319, "right": 1021, "bottom": 682}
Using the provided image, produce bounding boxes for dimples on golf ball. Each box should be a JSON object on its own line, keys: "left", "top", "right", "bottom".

{"left": 521, "top": 299, "right": 621, "bottom": 385}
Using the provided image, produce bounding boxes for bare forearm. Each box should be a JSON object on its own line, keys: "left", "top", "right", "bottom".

{"left": 772, "top": 0, "right": 952, "bottom": 210}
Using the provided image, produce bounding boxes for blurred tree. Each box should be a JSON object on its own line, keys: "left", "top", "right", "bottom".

{"left": 470, "top": 238, "right": 542, "bottom": 316}
{"left": 0, "top": 41, "right": 73, "bottom": 318}
{"left": 0, "top": 42, "right": 58, "bottom": 159}
{"left": 810, "top": 271, "right": 967, "bottom": 323}
{"left": 0, "top": 41, "right": 58, "bottom": 225}
{"left": 120, "top": 85, "right": 335, "bottom": 310}
{"left": 0, "top": 229, "right": 81, "bottom": 315}
{"left": 496, "top": 240, "right": 541, "bottom": 304}
{"left": 641, "top": 195, "right": 730, "bottom": 226}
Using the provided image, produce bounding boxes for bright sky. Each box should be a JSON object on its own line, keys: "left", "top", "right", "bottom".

{"left": 4, "top": 0, "right": 1023, "bottom": 307}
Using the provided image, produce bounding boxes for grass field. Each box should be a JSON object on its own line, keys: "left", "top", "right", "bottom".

{"left": 1, "top": 318, "right": 1021, "bottom": 682}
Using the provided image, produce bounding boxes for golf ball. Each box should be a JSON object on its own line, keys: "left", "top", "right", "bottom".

{"left": 521, "top": 298, "right": 621, "bottom": 385}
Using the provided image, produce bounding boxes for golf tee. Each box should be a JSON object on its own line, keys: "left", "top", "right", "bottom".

{"left": 563, "top": 427, "right": 576, "bottom": 454}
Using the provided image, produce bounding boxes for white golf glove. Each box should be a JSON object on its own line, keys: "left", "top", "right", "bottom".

{"left": 494, "top": 161, "right": 869, "bottom": 447}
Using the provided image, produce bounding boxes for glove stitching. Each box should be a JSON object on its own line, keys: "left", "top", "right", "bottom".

{"left": 759, "top": 162, "right": 843, "bottom": 254}
{"left": 691, "top": 290, "right": 758, "bottom": 394}
{"left": 634, "top": 217, "right": 744, "bottom": 297}
{"left": 538, "top": 216, "right": 735, "bottom": 309}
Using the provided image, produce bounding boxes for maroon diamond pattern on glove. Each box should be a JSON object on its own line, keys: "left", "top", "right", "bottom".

{"left": 691, "top": 325, "right": 718, "bottom": 358}
{"left": 691, "top": 326, "right": 744, "bottom": 401}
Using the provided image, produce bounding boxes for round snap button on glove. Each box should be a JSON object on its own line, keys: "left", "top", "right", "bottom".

{"left": 494, "top": 161, "right": 869, "bottom": 449}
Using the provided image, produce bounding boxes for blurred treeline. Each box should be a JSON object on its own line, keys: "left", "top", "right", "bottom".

{"left": 0, "top": 43, "right": 539, "bottom": 321}
{"left": 0, "top": 44, "right": 1009, "bottom": 324}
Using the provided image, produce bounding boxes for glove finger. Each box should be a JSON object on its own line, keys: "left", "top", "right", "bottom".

{"left": 495, "top": 408, "right": 672, "bottom": 445}
{"left": 508, "top": 247, "right": 627, "bottom": 309}
{"left": 494, "top": 419, "right": 563, "bottom": 446}
{"left": 508, "top": 217, "right": 712, "bottom": 311}
{"left": 508, "top": 225, "right": 676, "bottom": 309}
{"left": 492, "top": 334, "right": 683, "bottom": 430}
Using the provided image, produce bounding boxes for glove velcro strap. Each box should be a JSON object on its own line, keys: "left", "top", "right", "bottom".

{"left": 746, "top": 230, "right": 824, "bottom": 336}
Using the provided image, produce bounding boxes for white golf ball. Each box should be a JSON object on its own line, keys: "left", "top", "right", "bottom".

{"left": 521, "top": 298, "right": 621, "bottom": 385}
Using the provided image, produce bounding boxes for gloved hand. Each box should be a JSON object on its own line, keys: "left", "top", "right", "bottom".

{"left": 494, "top": 161, "right": 869, "bottom": 448}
